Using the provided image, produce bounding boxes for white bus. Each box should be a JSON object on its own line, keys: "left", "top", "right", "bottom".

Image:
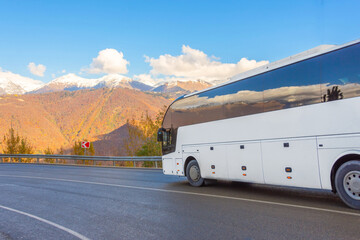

{"left": 157, "top": 40, "right": 360, "bottom": 209}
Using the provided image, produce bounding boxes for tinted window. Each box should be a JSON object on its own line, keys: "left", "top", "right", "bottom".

{"left": 168, "top": 86, "right": 224, "bottom": 130}
{"left": 167, "top": 75, "right": 265, "bottom": 129}
{"left": 321, "top": 43, "right": 360, "bottom": 101}
{"left": 222, "top": 75, "right": 264, "bottom": 118}
{"left": 262, "top": 57, "right": 322, "bottom": 112}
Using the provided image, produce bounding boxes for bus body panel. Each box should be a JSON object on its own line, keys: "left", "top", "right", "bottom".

{"left": 198, "top": 145, "right": 228, "bottom": 179}
{"left": 163, "top": 157, "right": 175, "bottom": 175}
{"left": 227, "top": 142, "right": 264, "bottom": 183}
{"left": 163, "top": 97, "right": 360, "bottom": 190}
{"left": 261, "top": 137, "right": 321, "bottom": 188}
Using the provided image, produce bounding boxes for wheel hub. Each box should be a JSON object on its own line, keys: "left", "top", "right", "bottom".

{"left": 189, "top": 165, "right": 200, "bottom": 182}
{"left": 343, "top": 171, "right": 360, "bottom": 200}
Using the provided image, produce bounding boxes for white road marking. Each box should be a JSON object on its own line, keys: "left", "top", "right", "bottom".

{"left": 0, "top": 204, "right": 90, "bottom": 240}
{"left": 1, "top": 174, "right": 359, "bottom": 217}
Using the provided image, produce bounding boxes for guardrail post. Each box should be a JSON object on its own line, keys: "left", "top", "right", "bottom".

{"left": 19, "top": 158, "right": 21, "bottom": 163}
{"left": 37, "top": 158, "right": 39, "bottom": 163}
{"left": 56, "top": 158, "right": 58, "bottom": 164}
{"left": 113, "top": 160, "right": 115, "bottom": 167}
{"left": 0, "top": 157, "right": 2, "bottom": 163}
{"left": 93, "top": 160, "right": 96, "bottom": 166}
{"left": 155, "top": 161, "right": 158, "bottom": 168}
{"left": 133, "top": 160, "right": 136, "bottom": 168}
{"left": 10, "top": 157, "right": 12, "bottom": 163}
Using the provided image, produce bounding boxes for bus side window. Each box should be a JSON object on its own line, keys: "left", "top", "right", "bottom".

{"left": 263, "top": 56, "right": 321, "bottom": 112}
{"left": 321, "top": 43, "right": 360, "bottom": 101}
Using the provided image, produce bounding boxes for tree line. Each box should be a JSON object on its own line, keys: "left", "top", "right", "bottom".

{"left": 1, "top": 127, "right": 94, "bottom": 156}
{"left": 122, "top": 106, "right": 166, "bottom": 167}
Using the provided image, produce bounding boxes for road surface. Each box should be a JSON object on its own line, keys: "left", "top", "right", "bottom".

{"left": 0, "top": 164, "right": 359, "bottom": 240}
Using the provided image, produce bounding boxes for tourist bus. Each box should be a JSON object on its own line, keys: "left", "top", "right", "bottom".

{"left": 157, "top": 39, "right": 360, "bottom": 209}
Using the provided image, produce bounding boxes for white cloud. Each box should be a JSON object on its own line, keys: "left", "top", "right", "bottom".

{"left": 28, "top": 62, "right": 46, "bottom": 77}
{"left": 142, "top": 45, "right": 269, "bottom": 84}
{"left": 86, "top": 48, "right": 129, "bottom": 74}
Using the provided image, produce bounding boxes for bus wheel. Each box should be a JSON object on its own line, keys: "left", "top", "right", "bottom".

{"left": 335, "top": 160, "right": 360, "bottom": 209}
{"left": 186, "top": 160, "right": 204, "bottom": 187}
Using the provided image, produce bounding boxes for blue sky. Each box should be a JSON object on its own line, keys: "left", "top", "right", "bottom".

{"left": 0, "top": 0, "right": 360, "bottom": 84}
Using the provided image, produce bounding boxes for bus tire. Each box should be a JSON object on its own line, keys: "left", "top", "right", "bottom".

{"left": 335, "top": 160, "right": 360, "bottom": 209}
{"left": 186, "top": 160, "right": 204, "bottom": 187}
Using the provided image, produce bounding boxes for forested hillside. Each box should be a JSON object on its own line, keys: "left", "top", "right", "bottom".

{"left": 0, "top": 88, "right": 170, "bottom": 155}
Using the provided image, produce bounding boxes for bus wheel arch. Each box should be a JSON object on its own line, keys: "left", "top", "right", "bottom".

{"left": 331, "top": 154, "right": 360, "bottom": 193}
{"left": 184, "top": 156, "right": 196, "bottom": 176}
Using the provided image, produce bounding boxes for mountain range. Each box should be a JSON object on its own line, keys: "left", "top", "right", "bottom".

{"left": 0, "top": 73, "right": 215, "bottom": 96}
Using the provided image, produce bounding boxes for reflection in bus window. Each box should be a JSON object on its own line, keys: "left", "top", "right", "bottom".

{"left": 321, "top": 43, "right": 360, "bottom": 101}
{"left": 262, "top": 56, "right": 322, "bottom": 112}
{"left": 322, "top": 86, "right": 343, "bottom": 102}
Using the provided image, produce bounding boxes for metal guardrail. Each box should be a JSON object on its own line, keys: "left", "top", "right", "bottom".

{"left": 0, "top": 154, "right": 162, "bottom": 168}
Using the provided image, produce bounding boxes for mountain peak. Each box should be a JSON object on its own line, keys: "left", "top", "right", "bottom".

{"left": 0, "top": 70, "right": 44, "bottom": 94}
{"left": 33, "top": 73, "right": 139, "bottom": 93}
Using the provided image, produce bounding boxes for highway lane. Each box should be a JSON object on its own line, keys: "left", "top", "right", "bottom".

{"left": 0, "top": 164, "right": 359, "bottom": 240}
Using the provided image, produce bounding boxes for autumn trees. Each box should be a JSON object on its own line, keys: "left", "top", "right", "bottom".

{"left": 124, "top": 106, "right": 165, "bottom": 156}
{"left": 2, "top": 127, "right": 33, "bottom": 155}
{"left": 123, "top": 106, "right": 166, "bottom": 167}
{"left": 0, "top": 127, "right": 33, "bottom": 162}
{"left": 1, "top": 106, "right": 165, "bottom": 167}
{"left": 1, "top": 127, "right": 95, "bottom": 155}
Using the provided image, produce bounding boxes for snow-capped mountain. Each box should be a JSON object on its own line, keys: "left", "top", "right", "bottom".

{"left": 33, "top": 73, "right": 95, "bottom": 93}
{"left": 0, "top": 78, "right": 24, "bottom": 95}
{"left": 0, "top": 70, "right": 214, "bottom": 96}
{"left": 32, "top": 73, "right": 153, "bottom": 93}
{"left": 97, "top": 74, "right": 152, "bottom": 91}
{"left": 0, "top": 70, "right": 44, "bottom": 94}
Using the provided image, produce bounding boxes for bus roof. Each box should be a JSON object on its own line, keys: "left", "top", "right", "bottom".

{"left": 184, "top": 38, "right": 360, "bottom": 98}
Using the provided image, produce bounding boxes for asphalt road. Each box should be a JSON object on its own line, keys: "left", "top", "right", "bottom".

{"left": 0, "top": 164, "right": 359, "bottom": 240}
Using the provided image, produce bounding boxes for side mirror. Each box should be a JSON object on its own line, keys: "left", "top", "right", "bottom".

{"left": 157, "top": 128, "right": 164, "bottom": 142}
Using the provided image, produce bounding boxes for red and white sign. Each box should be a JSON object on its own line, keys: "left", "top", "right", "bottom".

{"left": 81, "top": 141, "right": 90, "bottom": 148}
